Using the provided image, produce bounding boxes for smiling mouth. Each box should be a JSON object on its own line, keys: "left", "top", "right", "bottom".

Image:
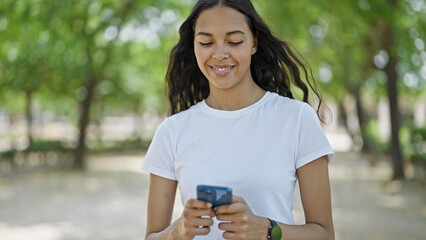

{"left": 211, "top": 66, "right": 234, "bottom": 72}
{"left": 209, "top": 65, "right": 236, "bottom": 73}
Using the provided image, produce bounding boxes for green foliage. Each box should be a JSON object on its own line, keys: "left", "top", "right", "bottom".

{"left": 0, "top": 149, "right": 16, "bottom": 159}
{"left": 0, "top": 0, "right": 188, "bottom": 117}
{"left": 0, "top": 138, "right": 150, "bottom": 159}
{"left": 1, "top": 0, "right": 423, "bottom": 113}
{"left": 365, "top": 120, "right": 391, "bottom": 153}
{"left": 401, "top": 122, "right": 426, "bottom": 162}
{"left": 85, "top": 138, "right": 150, "bottom": 153}
{"left": 0, "top": 0, "right": 425, "bottom": 159}
{"left": 24, "top": 140, "right": 71, "bottom": 153}
{"left": 0, "top": 140, "right": 70, "bottom": 160}
{"left": 364, "top": 120, "right": 426, "bottom": 163}
{"left": 257, "top": 0, "right": 425, "bottom": 103}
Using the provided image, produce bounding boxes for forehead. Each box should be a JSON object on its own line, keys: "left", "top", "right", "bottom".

{"left": 194, "top": 5, "right": 251, "bottom": 34}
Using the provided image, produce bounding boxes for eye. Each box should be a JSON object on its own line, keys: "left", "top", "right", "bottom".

{"left": 229, "top": 41, "right": 243, "bottom": 45}
{"left": 199, "top": 42, "right": 213, "bottom": 46}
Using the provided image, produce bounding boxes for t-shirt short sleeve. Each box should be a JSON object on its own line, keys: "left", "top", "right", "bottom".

{"left": 295, "top": 103, "right": 334, "bottom": 169}
{"left": 141, "top": 119, "right": 177, "bottom": 180}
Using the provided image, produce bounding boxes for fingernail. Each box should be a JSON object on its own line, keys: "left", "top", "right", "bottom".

{"left": 207, "top": 202, "right": 212, "bottom": 208}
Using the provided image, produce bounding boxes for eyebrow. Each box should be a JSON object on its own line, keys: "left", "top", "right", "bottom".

{"left": 196, "top": 30, "right": 246, "bottom": 37}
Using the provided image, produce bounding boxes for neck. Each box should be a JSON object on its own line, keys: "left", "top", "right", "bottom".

{"left": 205, "top": 83, "right": 266, "bottom": 111}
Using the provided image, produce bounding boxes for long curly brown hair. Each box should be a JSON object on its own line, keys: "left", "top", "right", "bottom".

{"left": 166, "top": 0, "right": 323, "bottom": 117}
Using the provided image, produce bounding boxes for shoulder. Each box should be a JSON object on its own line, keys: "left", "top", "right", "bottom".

{"left": 162, "top": 101, "right": 204, "bottom": 129}
{"left": 264, "top": 92, "right": 313, "bottom": 114}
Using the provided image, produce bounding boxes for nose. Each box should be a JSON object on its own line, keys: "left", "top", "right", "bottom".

{"left": 213, "top": 44, "right": 229, "bottom": 60}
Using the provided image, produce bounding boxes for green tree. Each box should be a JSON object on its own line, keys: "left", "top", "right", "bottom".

{"left": 0, "top": 0, "right": 190, "bottom": 170}
{"left": 259, "top": 0, "right": 425, "bottom": 179}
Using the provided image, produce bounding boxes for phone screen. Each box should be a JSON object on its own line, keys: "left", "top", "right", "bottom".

{"left": 197, "top": 185, "right": 232, "bottom": 208}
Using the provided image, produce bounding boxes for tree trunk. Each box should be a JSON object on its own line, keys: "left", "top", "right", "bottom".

{"left": 337, "top": 102, "right": 348, "bottom": 130}
{"left": 132, "top": 97, "right": 141, "bottom": 139}
{"left": 384, "top": 56, "right": 405, "bottom": 179}
{"left": 342, "top": 42, "right": 374, "bottom": 153}
{"left": 25, "top": 90, "right": 33, "bottom": 145}
{"left": 338, "top": 100, "right": 357, "bottom": 147}
{"left": 72, "top": 1, "right": 135, "bottom": 170}
{"left": 73, "top": 77, "right": 97, "bottom": 170}
{"left": 353, "top": 87, "right": 373, "bottom": 153}
{"left": 382, "top": 1, "right": 405, "bottom": 179}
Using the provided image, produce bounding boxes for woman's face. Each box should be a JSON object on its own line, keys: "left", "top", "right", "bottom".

{"left": 193, "top": 5, "right": 257, "bottom": 93}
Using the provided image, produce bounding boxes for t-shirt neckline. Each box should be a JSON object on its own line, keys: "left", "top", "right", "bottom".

{"left": 199, "top": 91, "right": 272, "bottom": 118}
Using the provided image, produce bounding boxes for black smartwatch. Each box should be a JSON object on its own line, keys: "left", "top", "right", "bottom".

{"left": 267, "top": 218, "right": 282, "bottom": 240}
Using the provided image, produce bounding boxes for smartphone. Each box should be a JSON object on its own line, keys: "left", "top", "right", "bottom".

{"left": 197, "top": 185, "right": 232, "bottom": 208}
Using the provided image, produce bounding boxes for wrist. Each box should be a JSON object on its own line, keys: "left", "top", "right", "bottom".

{"left": 266, "top": 218, "right": 282, "bottom": 240}
{"left": 168, "top": 219, "right": 179, "bottom": 240}
{"left": 169, "top": 217, "right": 191, "bottom": 240}
{"left": 257, "top": 216, "right": 271, "bottom": 240}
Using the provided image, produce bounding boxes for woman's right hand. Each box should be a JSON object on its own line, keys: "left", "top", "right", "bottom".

{"left": 175, "top": 199, "right": 216, "bottom": 239}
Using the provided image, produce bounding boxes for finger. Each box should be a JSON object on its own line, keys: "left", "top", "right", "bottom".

{"left": 186, "top": 199, "right": 213, "bottom": 209}
{"left": 216, "top": 211, "right": 246, "bottom": 222}
{"left": 216, "top": 202, "right": 246, "bottom": 214}
{"left": 183, "top": 207, "right": 216, "bottom": 218}
{"left": 183, "top": 217, "right": 214, "bottom": 228}
{"left": 216, "top": 213, "right": 231, "bottom": 222}
{"left": 218, "top": 222, "right": 247, "bottom": 232}
{"left": 231, "top": 195, "right": 246, "bottom": 204}
{"left": 222, "top": 231, "right": 243, "bottom": 240}
{"left": 183, "top": 224, "right": 211, "bottom": 236}
{"left": 216, "top": 195, "right": 246, "bottom": 214}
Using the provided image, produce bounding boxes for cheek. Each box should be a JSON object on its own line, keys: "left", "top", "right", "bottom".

{"left": 194, "top": 47, "right": 210, "bottom": 66}
{"left": 233, "top": 50, "right": 252, "bottom": 66}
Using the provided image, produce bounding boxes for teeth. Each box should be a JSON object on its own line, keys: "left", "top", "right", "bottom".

{"left": 214, "top": 66, "right": 232, "bottom": 71}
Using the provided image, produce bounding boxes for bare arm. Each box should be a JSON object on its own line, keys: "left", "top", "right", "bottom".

{"left": 145, "top": 174, "right": 178, "bottom": 240}
{"left": 145, "top": 174, "right": 216, "bottom": 240}
{"left": 278, "top": 156, "right": 334, "bottom": 240}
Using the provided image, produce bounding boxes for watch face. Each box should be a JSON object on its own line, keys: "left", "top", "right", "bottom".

{"left": 271, "top": 225, "right": 282, "bottom": 240}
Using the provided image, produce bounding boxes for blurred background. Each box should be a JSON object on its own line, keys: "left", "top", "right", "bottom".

{"left": 0, "top": 0, "right": 425, "bottom": 239}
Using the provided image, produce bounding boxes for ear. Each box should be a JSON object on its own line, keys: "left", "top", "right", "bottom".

{"left": 252, "top": 34, "right": 258, "bottom": 55}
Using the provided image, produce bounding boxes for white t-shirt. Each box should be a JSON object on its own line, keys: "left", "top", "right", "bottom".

{"left": 142, "top": 91, "right": 334, "bottom": 239}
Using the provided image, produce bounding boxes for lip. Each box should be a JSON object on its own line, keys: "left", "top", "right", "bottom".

{"left": 209, "top": 65, "right": 235, "bottom": 76}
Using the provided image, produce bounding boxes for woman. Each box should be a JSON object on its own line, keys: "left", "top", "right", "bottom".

{"left": 142, "top": 0, "right": 335, "bottom": 239}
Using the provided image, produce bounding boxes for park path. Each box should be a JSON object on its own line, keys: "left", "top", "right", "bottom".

{"left": 0, "top": 151, "right": 425, "bottom": 240}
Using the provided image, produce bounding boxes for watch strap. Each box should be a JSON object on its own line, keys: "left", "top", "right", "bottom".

{"left": 267, "top": 218, "right": 282, "bottom": 240}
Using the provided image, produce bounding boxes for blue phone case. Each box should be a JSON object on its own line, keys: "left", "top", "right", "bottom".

{"left": 197, "top": 185, "right": 232, "bottom": 208}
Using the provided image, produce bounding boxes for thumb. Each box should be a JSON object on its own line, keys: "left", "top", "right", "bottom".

{"left": 232, "top": 195, "right": 247, "bottom": 204}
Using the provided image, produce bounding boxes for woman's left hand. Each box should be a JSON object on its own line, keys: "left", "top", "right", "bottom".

{"left": 216, "top": 196, "right": 269, "bottom": 240}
